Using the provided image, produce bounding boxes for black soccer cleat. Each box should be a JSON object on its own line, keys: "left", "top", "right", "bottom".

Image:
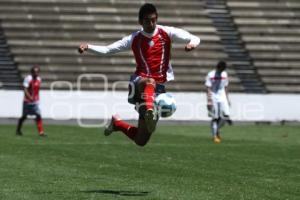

{"left": 16, "top": 131, "right": 23, "bottom": 136}
{"left": 227, "top": 119, "right": 233, "bottom": 126}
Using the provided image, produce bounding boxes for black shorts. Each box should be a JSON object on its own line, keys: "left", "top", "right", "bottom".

{"left": 22, "top": 102, "right": 41, "bottom": 116}
{"left": 127, "top": 75, "right": 166, "bottom": 118}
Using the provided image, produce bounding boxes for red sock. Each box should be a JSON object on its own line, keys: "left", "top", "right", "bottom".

{"left": 114, "top": 120, "right": 138, "bottom": 140}
{"left": 143, "top": 83, "right": 155, "bottom": 110}
{"left": 36, "top": 118, "right": 44, "bottom": 134}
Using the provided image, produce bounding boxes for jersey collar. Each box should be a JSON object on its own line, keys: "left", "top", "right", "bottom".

{"left": 141, "top": 26, "right": 158, "bottom": 38}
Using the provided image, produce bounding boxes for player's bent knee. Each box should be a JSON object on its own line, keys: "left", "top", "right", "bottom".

{"left": 135, "top": 141, "right": 148, "bottom": 147}
{"left": 134, "top": 138, "right": 150, "bottom": 147}
{"left": 36, "top": 114, "right": 42, "bottom": 120}
{"left": 19, "top": 115, "right": 27, "bottom": 121}
{"left": 147, "top": 77, "right": 155, "bottom": 83}
{"left": 143, "top": 78, "right": 156, "bottom": 86}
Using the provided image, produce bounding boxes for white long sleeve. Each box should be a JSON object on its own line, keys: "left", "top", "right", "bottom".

{"left": 86, "top": 25, "right": 200, "bottom": 55}
{"left": 159, "top": 25, "right": 200, "bottom": 47}
{"left": 87, "top": 34, "right": 133, "bottom": 55}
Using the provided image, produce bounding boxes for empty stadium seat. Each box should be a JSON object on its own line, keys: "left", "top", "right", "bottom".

{"left": 227, "top": 0, "right": 300, "bottom": 93}
{"left": 0, "top": 0, "right": 243, "bottom": 92}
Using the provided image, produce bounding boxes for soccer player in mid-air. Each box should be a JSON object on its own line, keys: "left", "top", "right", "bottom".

{"left": 205, "top": 61, "right": 231, "bottom": 143}
{"left": 78, "top": 3, "right": 200, "bottom": 146}
{"left": 16, "top": 65, "right": 46, "bottom": 136}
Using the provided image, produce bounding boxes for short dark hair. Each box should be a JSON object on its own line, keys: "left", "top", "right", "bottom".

{"left": 31, "top": 65, "right": 40, "bottom": 73}
{"left": 216, "top": 61, "right": 227, "bottom": 70}
{"left": 138, "top": 3, "right": 157, "bottom": 22}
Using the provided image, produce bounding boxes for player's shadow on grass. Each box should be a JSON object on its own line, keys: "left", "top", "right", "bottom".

{"left": 82, "top": 189, "right": 150, "bottom": 197}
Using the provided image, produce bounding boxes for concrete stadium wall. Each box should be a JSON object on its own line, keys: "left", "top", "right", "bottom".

{"left": 1, "top": 90, "right": 299, "bottom": 125}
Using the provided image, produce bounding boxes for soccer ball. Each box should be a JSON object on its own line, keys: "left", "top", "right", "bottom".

{"left": 154, "top": 93, "right": 176, "bottom": 118}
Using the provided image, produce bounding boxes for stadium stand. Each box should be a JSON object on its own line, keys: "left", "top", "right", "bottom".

{"left": 0, "top": 0, "right": 299, "bottom": 93}
{"left": 0, "top": 0, "right": 243, "bottom": 92}
{"left": 227, "top": 0, "right": 300, "bottom": 93}
{"left": 0, "top": 21, "right": 21, "bottom": 89}
{"left": 206, "top": 0, "right": 266, "bottom": 93}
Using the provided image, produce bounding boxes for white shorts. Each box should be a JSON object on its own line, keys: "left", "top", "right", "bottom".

{"left": 208, "top": 100, "right": 230, "bottom": 119}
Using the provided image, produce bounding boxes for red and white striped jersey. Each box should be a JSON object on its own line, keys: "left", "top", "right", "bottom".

{"left": 87, "top": 25, "right": 200, "bottom": 83}
{"left": 23, "top": 75, "right": 41, "bottom": 103}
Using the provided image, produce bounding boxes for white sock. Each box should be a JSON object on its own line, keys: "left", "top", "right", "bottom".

{"left": 211, "top": 120, "right": 218, "bottom": 137}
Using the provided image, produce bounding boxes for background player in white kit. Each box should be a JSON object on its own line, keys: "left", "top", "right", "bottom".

{"left": 205, "top": 61, "right": 231, "bottom": 143}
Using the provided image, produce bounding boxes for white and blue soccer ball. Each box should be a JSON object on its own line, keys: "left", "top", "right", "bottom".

{"left": 154, "top": 93, "right": 176, "bottom": 118}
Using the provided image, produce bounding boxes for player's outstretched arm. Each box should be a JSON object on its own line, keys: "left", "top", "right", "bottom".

{"left": 165, "top": 26, "right": 200, "bottom": 52}
{"left": 185, "top": 43, "right": 197, "bottom": 52}
{"left": 184, "top": 34, "right": 200, "bottom": 52}
{"left": 78, "top": 43, "right": 88, "bottom": 54}
{"left": 78, "top": 34, "right": 133, "bottom": 55}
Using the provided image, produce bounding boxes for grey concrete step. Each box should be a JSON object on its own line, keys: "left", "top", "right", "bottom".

{"left": 266, "top": 85, "right": 300, "bottom": 93}
{"left": 227, "top": 1, "right": 300, "bottom": 9}
{"left": 258, "top": 69, "right": 300, "bottom": 77}
{"left": 38, "top": 81, "right": 245, "bottom": 92}
{"left": 254, "top": 61, "right": 300, "bottom": 69}
{"left": 242, "top": 36, "right": 300, "bottom": 43}
{"left": 234, "top": 18, "right": 300, "bottom": 26}
{"left": 250, "top": 52, "right": 300, "bottom": 60}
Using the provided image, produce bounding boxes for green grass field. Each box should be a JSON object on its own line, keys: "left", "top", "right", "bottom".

{"left": 0, "top": 124, "right": 299, "bottom": 200}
